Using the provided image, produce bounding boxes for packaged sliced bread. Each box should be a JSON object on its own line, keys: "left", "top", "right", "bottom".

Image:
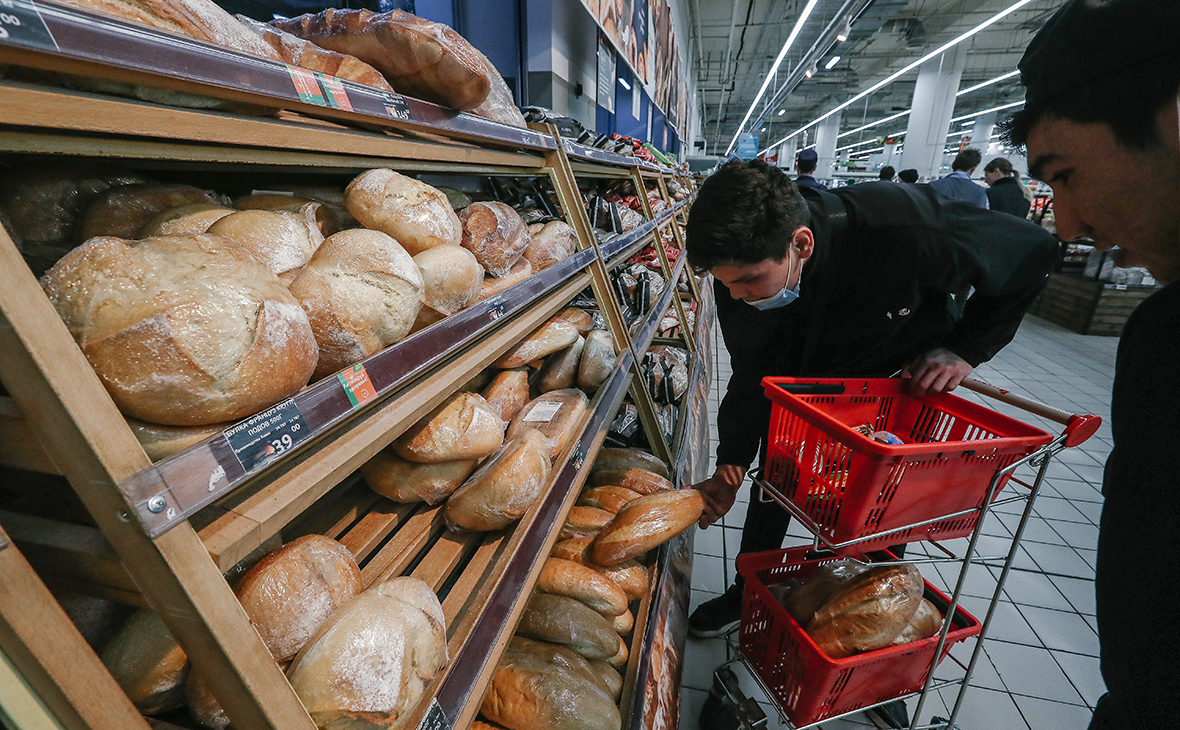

{"left": 444, "top": 430, "right": 551, "bottom": 532}
{"left": 344, "top": 168, "right": 462, "bottom": 255}
{"left": 394, "top": 391, "right": 505, "bottom": 463}
{"left": 361, "top": 450, "right": 477, "bottom": 505}
{"left": 514, "top": 593, "right": 619, "bottom": 660}
{"left": 492, "top": 315, "right": 580, "bottom": 368}
{"left": 589, "top": 489, "right": 705, "bottom": 566}
{"left": 481, "top": 368, "right": 531, "bottom": 422}
{"left": 506, "top": 389, "right": 589, "bottom": 462}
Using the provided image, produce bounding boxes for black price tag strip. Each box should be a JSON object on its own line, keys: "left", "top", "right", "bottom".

{"left": 0, "top": 0, "right": 57, "bottom": 48}
{"left": 222, "top": 399, "right": 310, "bottom": 474}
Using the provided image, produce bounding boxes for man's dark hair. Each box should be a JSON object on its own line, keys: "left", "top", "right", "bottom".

{"left": 951, "top": 149, "right": 982, "bottom": 172}
{"left": 898, "top": 169, "right": 919, "bottom": 183}
{"left": 879, "top": 166, "right": 895, "bottom": 180}
{"left": 685, "top": 159, "right": 810, "bottom": 273}
{"left": 1005, "top": 0, "right": 1180, "bottom": 149}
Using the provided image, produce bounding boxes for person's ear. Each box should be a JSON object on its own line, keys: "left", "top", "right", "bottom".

{"left": 792, "top": 227, "right": 815, "bottom": 261}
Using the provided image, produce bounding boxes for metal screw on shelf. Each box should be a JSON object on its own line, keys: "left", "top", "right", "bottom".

{"left": 147, "top": 495, "right": 167, "bottom": 514}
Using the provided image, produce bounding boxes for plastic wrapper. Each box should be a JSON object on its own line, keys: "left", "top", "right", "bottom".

{"left": 551, "top": 538, "right": 649, "bottom": 600}
{"left": 591, "top": 447, "right": 670, "bottom": 478}
{"left": 890, "top": 598, "right": 943, "bottom": 646}
{"left": 782, "top": 559, "right": 868, "bottom": 625}
{"left": 459, "top": 200, "right": 531, "bottom": 277}
{"left": 590, "top": 311, "right": 608, "bottom": 330}
{"left": 493, "top": 314, "right": 581, "bottom": 368}
{"left": 555, "top": 307, "right": 593, "bottom": 334}
{"left": 589, "top": 489, "right": 705, "bottom": 566}
{"left": 444, "top": 430, "right": 551, "bottom": 531}
{"left": 477, "top": 257, "right": 534, "bottom": 301}
{"left": 588, "top": 466, "right": 672, "bottom": 495}
{"left": 481, "top": 367, "right": 532, "bottom": 422}
{"left": 234, "top": 191, "right": 353, "bottom": 236}
{"left": 515, "top": 593, "right": 619, "bottom": 660}
{"left": 538, "top": 336, "right": 586, "bottom": 393}
{"left": 286, "top": 577, "right": 447, "bottom": 730}
{"left": 361, "top": 450, "right": 477, "bottom": 504}
{"left": 605, "top": 403, "right": 640, "bottom": 447}
{"left": 208, "top": 206, "right": 324, "bottom": 285}
{"left": 619, "top": 206, "right": 646, "bottom": 232}
{"left": 127, "top": 418, "right": 225, "bottom": 462}
{"left": 536, "top": 558, "right": 629, "bottom": 617}
{"left": 577, "top": 330, "right": 615, "bottom": 394}
{"left": 507, "top": 637, "right": 610, "bottom": 695}
{"left": 806, "top": 564, "right": 925, "bottom": 659}
{"left": 80, "top": 183, "right": 225, "bottom": 241}
{"left": 482, "top": 642, "right": 622, "bottom": 730}
{"left": 578, "top": 486, "right": 642, "bottom": 514}
{"left": 139, "top": 202, "right": 234, "bottom": 237}
{"left": 237, "top": 14, "right": 393, "bottom": 92}
{"left": 344, "top": 168, "right": 462, "bottom": 255}
{"left": 523, "top": 220, "right": 578, "bottom": 271}
{"left": 506, "top": 388, "right": 588, "bottom": 461}
{"left": 394, "top": 391, "right": 506, "bottom": 463}
{"left": 559, "top": 506, "right": 614, "bottom": 541}
{"left": 100, "top": 609, "right": 188, "bottom": 713}
{"left": 412, "top": 244, "right": 484, "bottom": 331}
{"left": 469, "top": 49, "right": 528, "bottom": 127}
{"left": 434, "top": 186, "right": 473, "bottom": 210}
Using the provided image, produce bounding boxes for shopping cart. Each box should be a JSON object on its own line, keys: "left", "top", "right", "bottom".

{"left": 709, "top": 376, "right": 1101, "bottom": 730}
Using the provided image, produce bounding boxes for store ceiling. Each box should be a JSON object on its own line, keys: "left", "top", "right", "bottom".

{"left": 687, "top": 0, "right": 1066, "bottom": 156}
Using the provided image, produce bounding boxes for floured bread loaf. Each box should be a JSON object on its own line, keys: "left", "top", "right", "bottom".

{"left": 591, "top": 448, "right": 670, "bottom": 478}
{"left": 80, "top": 183, "right": 222, "bottom": 241}
{"left": 289, "top": 228, "right": 424, "bottom": 379}
{"left": 234, "top": 192, "right": 351, "bottom": 236}
{"left": 444, "top": 430, "right": 551, "bottom": 532}
{"left": 287, "top": 577, "right": 447, "bottom": 730}
{"left": 234, "top": 535, "right": 361, "bottom": 662}
{"left": 516, "top": 593, "right": 619, "bottom": 660}
{"left": 139, "top": 203, "right": 233, "bottom": 237}
{"left": 537, "top": 558, "right": 628, "bottom": 617}
{"left": 558, "top": 506, "right": 613, "bottom": 541}
{"left": 550, "top": 537, "right": 647, "bottom": 600}
{"left": 42, "top": 234, "right": 318, "bottom": 426}
{"left": 394, "top": 391, "right": 505, "bottom": 463}
{"left": 208, "top": 206, "right": 324, "bottom": 285}
{"left": 588, "top": 467, "right": 672, "bottom": 495}
{"left": 523, "top": 220, "right": 577, "bottom": 271}
{"left": 481, "top": 368, "right": 531, "bottom": 422}
{"left": 578, "top": 486, "right": 642, "bottom": 514}
{"left": 577, "top": 330, "right": 614, "bottom": 393}
{"left": 238, "top": 15, "right": 394, "bottom": 92}
{"left": 482, "top": 647, "right": 622, "bottom": 730}
{"left": 478, "top": 258, "right": 533, "bottom": 301}
{"left": 99, "top": 609, "right": 188, "bottom": 714}
{"left": 589, "top": 490, "right": 705, "bottom": 566}
{"left": 459, "top": 201, "right": 530, "bottom": 278}
{"left": 127, "top": 418, "right": 225, "bottom": 462}
{"left": 492, "top": 315, "right": 580, "bottom": 368}
{"left": 412, "top": 244, "right": 484, "bottom": 332}
{"left": 555, "top": 307, "right": 593, "bottom": 334}
{"left": 362, "top": 450, "right": 476, "bottom": 505}
{"left": 345, "top": 169, "right": 462, "bottom": 255}
{"left": 506, "top": 389, "right": 588, "bottom": 461}
{"left": 537, "top": 336, "right": 585, "bottom": 393}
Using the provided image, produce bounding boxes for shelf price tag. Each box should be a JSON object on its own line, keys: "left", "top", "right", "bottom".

{"left": 315, "top": 72, "right": 353, "bottom": 111}
{"left": 286, "top": 64, "right": 326, "bottom": 106}
{"left": 223, "top": 399, "right": 310, "bottom": 473}
{"left": 381, "top": 91, "right": 413, "bottom": 121}
{"left": 0, "top": 0, "right": 57, "bottom": 49}
{"left": 337, "top": 363, "right": 377, "bottom": 409}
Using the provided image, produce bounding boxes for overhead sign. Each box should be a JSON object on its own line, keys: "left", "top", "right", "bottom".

{"left": 736, "top": 133, "right": 760, "bottom": 160}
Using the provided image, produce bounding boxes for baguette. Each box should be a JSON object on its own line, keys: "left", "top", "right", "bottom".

{"left": 612, "top": 609, "right": 634, "bottom": 635}
{"left": 444, "top": 430, "right": 551, "bottom": 532}
{"left": 577, "top": 486, "right": 642, "bottom": 514}
{"left": 591, "top": 448, "right": 670, "bottom": 478}
{"left": 550, "top": 537, "right": 648, "bottom": 600}
{"left": 237, "top": 15, "right": 393, "bottom": 91}
{"left": 536, "top": 558, "right": 629, "bottom": 617}
{"left": 505, "top": 389, "right": 589, "bottom": 461}
{"left": 559, "top": 506, "right": 614, "bottom": 541}
{"left": 589, "top": 489, "right": 705, "bottom": 566}
{"left": 807, "top": 564, "right": 924, "bottom": 659}
{"left": 589, "top": 467, "right": 672, "bottom": 495}
{"left": 515, "top": 593, "right": 619, "bottom": 660}
{"left": 394, "top": 391, "right": 505, "bottom": 463}
{"left": 361, "top": 450, "right": 477, "bottom": 505}
{"left": 492, "top": 315, "right": 581, "bottom": 368}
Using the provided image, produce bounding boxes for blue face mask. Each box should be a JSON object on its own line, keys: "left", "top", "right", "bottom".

{"left": 746, "top": 251, "right": 802, "bottom": 310}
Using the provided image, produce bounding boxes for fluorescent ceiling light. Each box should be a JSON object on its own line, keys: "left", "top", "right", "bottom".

{"left": 760, "top": 127, "right": 767, "bottom": 132}
{"left": 957, "top": 69, "right": 1020, "bottom": 96}
{"left": 761, "top": 0, "right": 1039, "bottom": 154}
{"left": 836, "top": 138, "right": 882, "bottom": 153}
{"left": 777, "top": 109, "right": 786, "bottom": 116}
{"left": 804, "top": 62, "right": 818, "bottom": 79}
{"left": 836, "top": 18, "right": 851, "bottom": 42}
{"left": 618, "top": 78, "right": 631, "bottom": 90}
{"left": 838, "top": 110, "right": 912, "bottom": 139}
{"left": 724, "top": 0, "right": 821, "bottom": 156}
{"left": 961, "top": 121, "right": 974, "bottom": 127}
{"left": 825, "top": 56, "right": 841, "bottom": 70}
{"left": 950, "top": 100, "right": 1024, "bottom": 123}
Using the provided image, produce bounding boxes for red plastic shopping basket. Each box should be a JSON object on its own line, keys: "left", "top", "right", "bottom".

{"left": 762, "top": 377, "right": 1053, "bottom": 552}
{"left": 737, "top": 547, "right": 982, "bottom": 727}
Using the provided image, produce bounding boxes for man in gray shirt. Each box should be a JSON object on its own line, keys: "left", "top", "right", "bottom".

{"left": 930, "top": 148, "right": 989, "bottom": 208}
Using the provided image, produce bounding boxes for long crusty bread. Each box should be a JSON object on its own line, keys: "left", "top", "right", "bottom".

{"left": 237, "top": 15, "right": 393, "bottom": 92}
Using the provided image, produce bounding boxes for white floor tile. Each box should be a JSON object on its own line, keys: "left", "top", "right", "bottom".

{"left": 692, "top": 554, "right": 730, "bottom": 594}
{"left": 1017, "top": 605, "right": 1100, "bottom": 656}
{"left": 939, "top": 685, "right": 1030, "bottom": 730}
{"left": 680, "top": 686, "right": 708, "bottom": 730}
{"left": 1050, "top": 650, "right": 1106, "bottom": 707}
{"left": 1010, "top": 694, "right": 1094, "bottom": 730}
{"left": 681, "top": 635, "right": 731, "bottom": 691}
{"left": 1048, "top": 575, "right": 1096, "bottom": 615}
{"left": 1000, "top": 568, "right": 1075, "bottom": 611}
{"left": 985, "top": 641, "right": 1085, "bottom": 704}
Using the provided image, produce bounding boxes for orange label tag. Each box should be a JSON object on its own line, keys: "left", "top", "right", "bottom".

{"left": 338, "top": 364, "right": 376, "bottom": 408}
{"left": 286, "top": 64, "right": 325, "bottom": 105}
{"left": 316, "top": 73, "right": 353, "bottom": 111}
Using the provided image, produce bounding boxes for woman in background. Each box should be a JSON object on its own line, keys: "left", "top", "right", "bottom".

{"left": 983, "top": 157, "right": 1033, "bottom": 218}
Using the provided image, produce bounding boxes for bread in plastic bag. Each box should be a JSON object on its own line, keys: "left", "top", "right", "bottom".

{"left": 443, "top": 430, "right": 551, "bottom": 531}
{"left": 589, "top": 489, "right": 705, "bottom": 566}
{"left": 578, "top": 485, "right": 642, "bottom": 514}
{"left": 536, "top": 557, "right": 629, "bottom": 617}
{"left": 590, "top": 448, "right": 670, "bottom": 478}
{"left": 481, "top": 367, "right": 532, "bottom": 422}
{"left": 361, "top": 450, "right": 477, "bottom": 504}
{"left": 523, "top": 220, "right": 578, "bottom": 271}
{"left": 577, "top": 329, "right": 615, "bottom": 393}
{"left": 469, "top": 49, "right": 528, "bottom": 127}
{"left": 782, "top": 558, "right": 868, "bottom": 626}
{"left": 477, "top": 257, "right": 534, "bottom": 301}
{"left": 506, "top": 388, "right": 589, "bottom": 461}
{"left": 412, "top": 243, "right": 484, "bottom": 332}
{"left": 459, "top": 201, "right": 530, "bottom": 277}
{"left": 492, "top": 314, "right": 581, "bottom": 368}
{"left": 806, "top": 564, "right": 924, "bottom": 658}
{"left": 345, "top": 168, "right": 462, "bottom": 255}
{"left": 538, "top": 335, "right": 586, "bottom": 393}
{"left": 588, "top": 466, "right": 672, "bottom": 495}
{"left": 207, "top": 206, "right": 324, "bottom": 285}
{"left": 394, "top": 391, "right": 506, "bottom": 463}
{"left": 514, "top": 593, "right": 619, "bottom": 660}
{"left": 139, "top": 202, "right": 234, "bottom": 238}
{"left": 482, "top": 640, "right": 623, "bottom": 730}
{"left": 890, "top": 597, "right": 943, "bottom": 646}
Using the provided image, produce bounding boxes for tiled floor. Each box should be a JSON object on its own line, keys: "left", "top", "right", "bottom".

{"left": 681, "top": 315, "right": 1116, "bottom": 730}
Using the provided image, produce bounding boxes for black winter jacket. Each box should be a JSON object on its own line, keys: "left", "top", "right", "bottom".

{"left": 985, "top": 176, "right": 1032, "bottom": 219}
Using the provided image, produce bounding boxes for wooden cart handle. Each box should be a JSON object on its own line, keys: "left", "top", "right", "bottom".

{"left": 959, "top": 376, "right": 1101, "bottom": 447}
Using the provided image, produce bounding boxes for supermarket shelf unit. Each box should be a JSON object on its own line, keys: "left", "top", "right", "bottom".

{"left": 0, "top": 5, "right": 705, "bottom": 730}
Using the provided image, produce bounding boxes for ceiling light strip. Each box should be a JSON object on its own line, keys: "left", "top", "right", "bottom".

{"left": 949, "top": 100, "right": 1025, "bottom": 123}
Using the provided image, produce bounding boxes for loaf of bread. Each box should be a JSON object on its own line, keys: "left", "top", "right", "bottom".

{"left": 185, "top": 672, "right": 230, "bottom": 730}
{"left": 604, "top": 635, "right": 629, "bottom": 669}
{"left": 361, "top": 449, "right": 476, "bottom": 505}
{"left": 478, "top": 258, "right": 533, "bottom": 301}
{"left": 506, "top": 389, "right": 588, "bottom": 462}
{"left": 890, "top": 598, "right": 943, "bottom": 646}
{"left": 550, "top": 537, "right": 647, "bottom": 600}
{"left": 56, "top": 0, "right": 282, "bottom": 60}
{"left": 578, "top": 486, "right": 642, "bottom": 514}
{"left": 127, "top": 418, "right": 225, "bottom": 462}
{"left": 234, "top": 535, "right": 361, "bottom": 662}
{"left": 537, "top": 336, "right": 585, "bottom": 393}
{"left": 288, "top": 228, "right": 424, "bottom": 379}
{"left": 590, "top": 489, "right": 705, "bottom": 566}
{"left": 412, "top": 244, "right": 484, "bottom": 332}
{"left": 80, "top": 183, "right": 223, "bottom": 241}
{"left": 99, "top": 609, "right": 188, "bottom": 714}
{"left": 507, "top": 636, "right": 606, "bottom": 694}
{"left": 208, "top": 206, "right": 325, "bottom": 285}
{"left": 589, "top": 467, "right": 672, "bottom": 495}
{"left": 588, "top": 659, "right": 623, "bottom": 701}
{"left": 459, "top": 201, "right": 530, "bottom": 278}
{"left": 481, "top": 368, "right": 531, "bottom": 422}
{"left": 234, "top": 192, "right": 351, "bottom": 236}
{"left": 344, "top": 169, "right": 462, "bottom": 255}
{"left": 237, "top": 15, "right": 394, "bottom": 92}
{"left": 482, "top": 647, "right": 622, "bottom": 730}
{"left": 558, "top": 506, "right": 614, "bottom": 541}
{"left": 577, "top": 330, "right": 614, "bottom": 393}
{"left": 782, "top": 559, "right": 868, "bottom": 626}
{"left": 270, "top": 9, "right": 491, "bottom": 111}
{"left": 806, "top": 564, "right": 924, "bottom": 659}
{"left": 612, "top": 609, "right": 634, "bottom": 636}
{"left": 515, "top": 593, "right": 619, "bottom": 660}
{"left": 469, "top": 49, "right": 528, "bottom": 127}
{"left": 394, "top": 391, "right": 505, "bottom": 463}
{"left": 555, "top": 307, "right": 593, "bottom": 334}
{"left": 591, "top": 448, "right": 670, "bottom": 478}
{"left": 139, "top": 202, "right": 233, "bottom": 237}
{"left": 42, "top": 234, "right": 318, "bottom": 426}
{"left": 492, "top": 315, "right": 581, "bottom": 368}
{"left": 286, "top": 577, "right": 447, "bottom": 730}
{"left": 537, "top": 558, "right": 629, "bottom": 617}
{"left": 523, "top": 220, "right": 578, "bottom": 271}
{"left": 444, "top": 430, "right": 551, "bottom": 532}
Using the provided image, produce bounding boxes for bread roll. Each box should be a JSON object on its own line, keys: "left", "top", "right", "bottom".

{"left": 234, "top": 192, "right": 350, "bottom": 236}
{"left": 515, "top": 593, "right": 619, "bottom": 660}
{"left": 506, "top": 389, "right": 589, "bottom": 462}
{"left": 361, "top": 450, "right": 477, "bottom": 505}
{"left": 589, "top": 490, "right": 705, "bottom": 566}
{"left": 412, "top": 244, "right": 483, "bottom": 331}
{"left": 588, "top": 659, "right": 623, "bottom": 701}
{"left": 208, "top": 207, "right": 325, "bottom": 285}
{"left": 270, "top": 9, "right": 491, "bottom": 111}
{"left": 234, "top": 535, "right": 361, "bottom": 662}
{"left": 482, "top": 648, "right": 622, "bottom": 730}
{"left": 612, "top": 609, "right": 634, "bottom": 635}
{"left": 481, "top": 368, "right": 531, "bottom": 422}
{"left": 492, "top": 315, "right": 580, "bottom": 368}
{"left": 537, "top": 558, "right": 628, "bottom": 617}
{"left": 393, "top": 391, "right": 505, "bottom": 463}
{"left": 578, "top": 486, "right": 642, "bottom": 514}
{"left": 444, "top": 430, "right": 551, "bottom": 532}
{"left": 589, "top": 467, "right": 672, "bottom": 495}
{"left": 139, "top": 203, "right": 234, "bottom": 237}
{"left": 127, "top": 418, "right": 225, "bottom": 462}
{"left": 287, "top": 577, "right": 447, "bottom": 730}
{"left": 99, "top": 609, "right": 188, "bottom": 714}
{"left": 344, "top": 169, "right": 462, "bottom": 255}
{"left": 551, "top": 537, "right": 647, "bottom": 600}
{"left": 890, "top": 598, "right": 943, "bottom": 646}
{"left": 555, "top": 307, "right": 593, "bottom": 335}
{"left": 550, "top": 536, "right": 593, "bottom": 563}
{"left": 591, "top": 448, "right": 670, "bottom": 478}
{"left": 522, "top": 220, "right": 577, "bottom": 271}
{"left": 186, "top": 672, "right": 230, "bottom": 730}
{"left": 577, "top": 330, "right": 614, "bottom": 393}
{"left": 807, "top": 564, "right": 924, "bottom": 659}
{"left": 469, "top": 48, "right": 528, "bottom": 127}
{"left": 237, "top": 15, "right": 394, "bottom": 92}
{"left": 478, "top": 258, "right": 533, "bottom": 301}
{"left": 537, "top": 336, "right": 585, "bottom": 393}
{"left": 80, "top": 183, "right": 221, "bottom": 241}
{"left": 604, "top": 635, "right": 629, "bottom": 669}
{"left": 507, "top": 636, "right": 605, "bottom": 694}
{"left": 459, "top": 201, "right": 530, "bottom": 278}
{"left": 42, "top": 234, "right": 318, "bottom": 426}
{"left": 289, "top": 228, "right": 424, "bottom": 379}
{"left": 559, "top": 506, "right": 614, "bottom": 541}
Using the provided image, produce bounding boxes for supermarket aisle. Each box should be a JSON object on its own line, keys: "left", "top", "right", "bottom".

{"left": 681, "top": 314, "right": 1117, "bottom": 730}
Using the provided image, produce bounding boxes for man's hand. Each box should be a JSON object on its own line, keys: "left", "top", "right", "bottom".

{"left": 694, "top": 464, "right": 747, "bottom": 529}
{"left": 901, "top": 348, "right": 973, "bottom": 395}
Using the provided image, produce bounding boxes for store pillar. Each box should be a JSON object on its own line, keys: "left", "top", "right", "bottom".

{"left": 971, "top": 111, "right": 997, "bottom": 157}
{"left": 900, "top": 43, "right": 967, "bottom": 180}
{"left": 815, "top": 111, "right": 841, "bottom": 181}
{"left": 779, "top": 137, "right": 798, "bottom": 169}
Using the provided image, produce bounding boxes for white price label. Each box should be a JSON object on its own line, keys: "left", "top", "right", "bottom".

{"left": 523, "top": 401, "right": 563, "bottom": 423}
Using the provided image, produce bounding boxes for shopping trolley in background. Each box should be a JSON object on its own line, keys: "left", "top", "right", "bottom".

{"left": 709, "top": 376, "right": 1101, "bottom": 730}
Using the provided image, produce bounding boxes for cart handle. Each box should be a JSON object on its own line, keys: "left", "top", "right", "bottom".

{"left": 959, "top": 377, "right": 1101, "bottom": 447}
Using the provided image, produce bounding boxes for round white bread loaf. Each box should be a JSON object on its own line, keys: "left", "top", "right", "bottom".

{"left": 288, "top": 228, "right": 424, "bottom": 380}
{"left": 41, "top": 234, "right": 318, "bottom": 426}
{"left": 577, "top": 486, "right": 642, "bottom": 514}
{"left": 394, "top": 391, "right": 505, "bottom": 463}
{"left": 482, "top": 647, "right": 622, "bottom": 730}
{"left": 139, "top": 203, "right": 234, "bottom": 237}
{"left": 515, "top": 593, "right": 619, "bottom": 660}
{"left": 233, "top": 534, "right": 362, "bottom": 662}
{"left": 591, "top": 448, "right": 670, "bottom": 478}
{"left": 506, "top": 389, "right": 589, "bottom": 462}
{"left": 522, "top": 220, "right": 578, "bottom": 271}
{"left": 477, "top": 257, "right": 533, "bottom": 301}
{"left": 459, "top": 201, "right": 530, "bottom": 277}
{"left": 207, "top": 206, "right": 325, "bottom": 285}
{"left": 361, "top": 450, "right": 477, "bottom": 505}
{"left": 234, "top": 192, "right": 350, "bottom": 236}
{"left": 590, "top": 489, "right": 706, "bottom": 566}
{"left": 287, "top": 577, "right": 447, "bottom": 730}
{"left": 536, "top": 558, "right": 629, "bottom": 617}
{"left": 588, "top": 467, "right": 672, "bottom": 495}
{"left": 444, "top": 430, "right": 552, "bottom": 532}
{"left": 537, "top": 336, "right": 585, "bottom": 393}
{"left": 344, "top": 169, "right": 461, "bottom": 255}
{"left": 412, "top": 244, "right": 484, "bottom": 332}
{"left": 126, "top": 418, "right": 226, "bottom": 462}
{"left": 99, "top": 609, "right": 189, "bottom": 714}
{"left": 577, "top": 330, "right": 615, "bottom": 393}
{"left": 79, "top": 183, "right": 221, "bottom": 241}
{"left": 492, "top": 315, "right": 580, "bottom": 368}
{"left": 480, "top": 368, "right": 531, "bottom": 422}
